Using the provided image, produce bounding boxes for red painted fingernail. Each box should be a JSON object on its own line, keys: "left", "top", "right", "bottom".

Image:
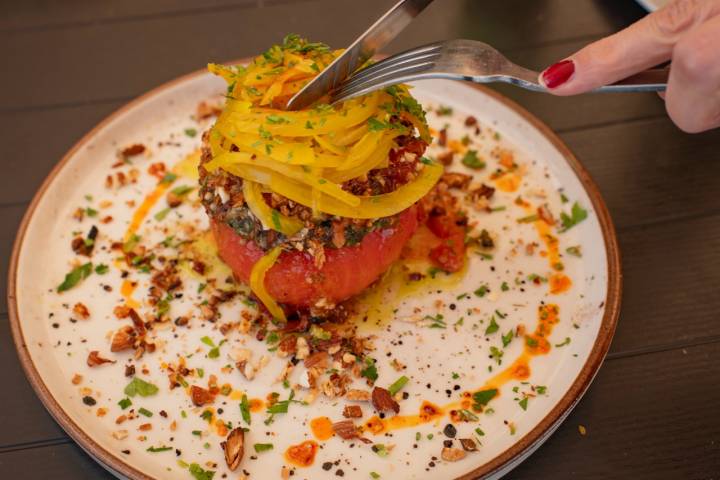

{"left": 541, "top": 60, "right": 575, "bottom": 88}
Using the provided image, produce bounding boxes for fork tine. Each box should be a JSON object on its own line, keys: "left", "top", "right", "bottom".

{"left": 331, "top": 59, "right": 437, "bottom": 102}
{"left": 341, "top": 49, "right": 442, "bottom": 91}
{"left": 343, "top": 42, "right": 442, "bottom": 86}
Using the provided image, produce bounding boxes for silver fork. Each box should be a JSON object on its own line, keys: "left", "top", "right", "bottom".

{"left": 330, "top": 39, "right": 669, "bottom": 104}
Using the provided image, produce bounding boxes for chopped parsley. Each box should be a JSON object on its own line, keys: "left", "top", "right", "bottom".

{"left": 138, "top": 407, "right": 153, "bottom": 417}
{"left": 436, "top": 106, "right": 453, "bottom": 116}
{"left": 240, "top": 394, "right": 251, "bottom": 425}
{"left": 555, "top": 337, "right": 571, "bottom": 347}
{"left": 160, "top": 172, "right": 177, "bottom": 184}
{"left": 94, "top": 264, "right": 109, "bottom": 275}
{"left": 388, "top": 376, "right": 409, "bottom": 396}
{"left": 57, "top": 262, "right": 93, "bottom": 292}
{"left": 559, "top": 202, "right": 588, "bottom": 232}
{"left": 489, "top": 346, "right": 503, "bottom": 364}
{"left": 188, "top": 463, "right": 215, "bottom": 480}
{"left": 123, "top": 377, "right": 159, "bottom": 398}
{"left": 502, "top": 330, "right": 514, "bottom": 347}
{"left": 184, "top": 128, "right": 197, "bottom": 138}
{"left": 518, "top": 397, "right": 528, "bottom": 411}
{"left": 421, "top": 314, "right": 447, "bottom": 329}
{"left": 566, "top": 245, "right": 582, "bottom": 257}
{"left": 484, "top": 316, "right": 499, "bottom": 335}
{"left": 472, "top": 389, "right": 498, "bottom": 409}
{"left": 501, "top": 281, "right": 509, "bottom": 292}
{"left": 474, "top": 285, "right": 489, "bottom": 297}
{"left": 264, "top": 390, "right": 303, "bottom": 425}
{"left": 371, "top": 444, "right": 390, "bottom": 457}
{"left": 146, "top": 445, "right": 173, "bottom": 453}
{"left": 461, "top": 150, "right": 486, "bottom": 170}
{"left": 517, "top": 214, "right": 539, "bottom": 223}
{"left": 254, "top": 443, "right": 274, "bottom": 453}
{"left": 118, "top": 397, "right": 132, "bottom": 410}
{"left": 360, "top": 358, "right": 378, "bottom": 382}
{"left": 266, "top": 114, "right": 290, "bottom": 124}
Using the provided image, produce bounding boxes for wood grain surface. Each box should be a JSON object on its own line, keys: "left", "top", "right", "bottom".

{"left": 2, "top": 0, "right": 718, "bottom": 478}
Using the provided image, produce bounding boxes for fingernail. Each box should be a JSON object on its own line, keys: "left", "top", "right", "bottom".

{"left": 541, "top": 60, "right": 575, "bottom": 88}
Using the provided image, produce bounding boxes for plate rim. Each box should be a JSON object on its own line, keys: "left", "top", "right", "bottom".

{"left": 7, "top": 64, "right": 622, "bottom": 480}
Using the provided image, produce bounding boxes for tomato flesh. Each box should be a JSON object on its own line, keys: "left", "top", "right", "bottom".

{"left": 212, "top": 207, "right": 418, "bottom": 307}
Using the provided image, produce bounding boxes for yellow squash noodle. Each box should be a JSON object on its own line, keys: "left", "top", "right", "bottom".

{"left": 242, "top": 181, "right": 304, "bottom": 236}
{"left": 249, "top": 246, "right": 286, "bottom": 322}
{"left": 207, "top": 35, "right": 436, "bottom": 226}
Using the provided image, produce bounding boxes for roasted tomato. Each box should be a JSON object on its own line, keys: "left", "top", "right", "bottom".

{"left": 426, "top": 210, "right": 467, "bottom": 273}
{"left": 212, "top": 206, "right": 418, "bottom": 307}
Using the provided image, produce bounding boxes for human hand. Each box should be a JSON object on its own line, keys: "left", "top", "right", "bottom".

{"left": 538, "top": 0, "right": 720, "bottom": 133}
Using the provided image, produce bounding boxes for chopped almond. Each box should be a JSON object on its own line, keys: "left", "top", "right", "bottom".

{"left": 343, "top": 405, "right": 363, "bottom": 418}
{"left": 191, "top": 385, "right": 214, "bottom": 406}
{"left": 371, "top": 387, "right": 399, "bottom": 414}
{"left": 221, "top": 427, "right": 245, "bottom": 471}
{"left": 73, "top": 302, "right": 90, "bottom": 319}
{"left": 332, "top": 420, "right": 360, "bottom": 440}
{"left": 111, "top": 326, "right": 136, "bottom": 352}
{"left": 441, "top": 447, "right": 466, "bottom": 462}
{"left": 87, "top": 350, "right": 115, "bottom": 367}
{"left": 346, "top": 389, "right": 371, "bottom": 402}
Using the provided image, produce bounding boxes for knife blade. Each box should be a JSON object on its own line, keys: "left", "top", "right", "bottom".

{"left": 285, "top": 0, "right": 434, "bottom": 111}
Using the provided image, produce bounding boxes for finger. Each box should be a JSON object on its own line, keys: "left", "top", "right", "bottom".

{"left": 539, "top": 0, "right": 720, "bottom": 94}
{"left": 665, "top": 14, "right": 720, "bottom": 133}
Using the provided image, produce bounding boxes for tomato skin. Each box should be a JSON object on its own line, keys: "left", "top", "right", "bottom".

{"left": 425, "top": 210, "right": 467, "bottom": 273}
{"left": 212, "top": 206, "right": 418, "bottom": 307}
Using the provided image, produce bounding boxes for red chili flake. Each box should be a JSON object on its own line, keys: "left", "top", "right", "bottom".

{"left": 121, "top": 144, "right": 146, "bottom": 158}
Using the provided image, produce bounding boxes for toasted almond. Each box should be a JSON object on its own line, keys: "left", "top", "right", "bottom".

{"left": 191, "top": 385, "right": 214, "bottom": 406}
{"left": 371, "top": 387, "right": 399, "bottom": 414}
{"left": 87, "top": 350, "right": 115, "bottom": 367}
{"left": 221, "top": 427, "right": 245, "bottom": 471}
{"left": 111, "top": 326, "right": 136, "bottom": 352}
{"left": 346, "top": 389, "right": 371, "bottom": 402}
{"left": 73, "top": 302, "right": 90, "bottom": 319}
{"left": 112, "top": 430, "right": 128, "bottom": 440}
{"left": 343, "top": 405, "right": 363, "bottom": 419}
{"left": 441, "top": 447, "right": 466, "bottom": 462}
{"left": 332, "top": 420, "right": 360, "bottom": 440}
{"left": 459, "top": 438, "right": 478, "bottom": 452}
{"left": 304, "top": 351, "right": 329, "bottom": 369}
{"left": 114, "top": 305, "right": 132, "bottom": 319}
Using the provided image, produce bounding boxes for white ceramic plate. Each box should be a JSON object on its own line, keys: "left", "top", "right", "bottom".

{"left": 9, "top": 69, "right": 620, "bottom": 480}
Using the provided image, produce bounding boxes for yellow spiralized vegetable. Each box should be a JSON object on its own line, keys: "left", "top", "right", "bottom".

{"left": 207, "top": 152, "right": 361, "bottom": 206}
{"left": 243, "top": 181, "right": 304, "bottom": 236}
{"left": 209, "top": 159, "right": 443, "bottom": 219}
{"left": 206, "top": 34, "right": 436, "bottom": 223}
{"left": 249, "top": 246, "right": 286, "bottom": 321}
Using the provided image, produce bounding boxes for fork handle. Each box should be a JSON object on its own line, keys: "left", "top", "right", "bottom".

{"left": 499, "top": 64, "right": 668, "bottom": 93}
{"left": 594, "top": 67, "right": 669, "bottom": 93}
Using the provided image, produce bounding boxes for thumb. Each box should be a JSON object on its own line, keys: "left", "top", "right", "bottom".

{"left": 539, "top": 0, "right": 720, "bottom": 94}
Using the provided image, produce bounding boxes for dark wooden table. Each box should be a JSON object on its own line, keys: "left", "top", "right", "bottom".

{"left": 1, "top": 0, "right": 719, "bottom": 478}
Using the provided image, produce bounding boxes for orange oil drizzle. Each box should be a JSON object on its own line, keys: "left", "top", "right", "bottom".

{"left": 124, "top": 183, "right": 169, "bottom": 242}
{"left": 517, "top": 198, "right": 573, "bottom": 295}
{"left": 284, "top": 440, "right": 318, "bottom": 467}
{"left": 358, "top": 304, "right": 559, "bottom": 436}
{"left": 120, "top": 279, "right": 140, "bottom": 309}
{"left": 310, "top": 416, "right": 334, "bottom": 440}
